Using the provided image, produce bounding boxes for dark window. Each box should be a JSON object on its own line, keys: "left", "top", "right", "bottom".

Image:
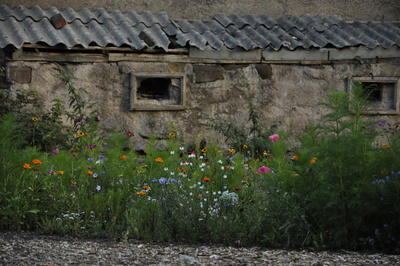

{"left": 351, "top": 77, "right": 399, "bottom": 114}
{"left": 130, "top": 73, "right": 185, "bottom": 111}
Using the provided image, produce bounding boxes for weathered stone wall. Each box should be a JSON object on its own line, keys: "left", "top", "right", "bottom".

{"left": 2, "top": 0, "right": 400, "bottom": 21}
{"left": 5, "top": 58, "right": 400, "bottom": 149}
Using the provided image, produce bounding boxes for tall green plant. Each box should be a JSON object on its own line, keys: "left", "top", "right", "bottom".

{"left": 207, "top": 71, "right": 273, "bottom": 157}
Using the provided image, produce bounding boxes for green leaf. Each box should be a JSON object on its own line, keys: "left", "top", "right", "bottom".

{"left": 27, "top": 209, "right": 40, "bottom": 214}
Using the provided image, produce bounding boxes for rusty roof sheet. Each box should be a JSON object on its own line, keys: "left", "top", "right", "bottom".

{"left": 1, "top": 5, "right": 400, "bottom": 52}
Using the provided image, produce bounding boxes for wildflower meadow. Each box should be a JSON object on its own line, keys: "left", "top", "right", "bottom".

{"left": 0, "top": 78, "right": 399, "bottom": 254}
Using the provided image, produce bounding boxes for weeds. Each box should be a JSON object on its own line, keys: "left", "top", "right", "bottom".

{"left": 0, "top": 82, "right": 399, "bottom": 254}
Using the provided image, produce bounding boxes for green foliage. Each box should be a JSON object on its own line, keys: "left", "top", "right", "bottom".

{"left": 0, "top": 81, "right": 399, "bottom": 254}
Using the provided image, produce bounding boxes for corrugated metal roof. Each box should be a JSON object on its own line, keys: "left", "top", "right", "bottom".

{"left": 1, "top": 5, "right": 400, "bottom": 52}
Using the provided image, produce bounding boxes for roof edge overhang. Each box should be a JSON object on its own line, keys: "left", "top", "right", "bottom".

{"left": 4, "top": 43, "right": 400, "bottom": 64}
{"left": 189, "top": 45, "right": 400, "bottom": 63}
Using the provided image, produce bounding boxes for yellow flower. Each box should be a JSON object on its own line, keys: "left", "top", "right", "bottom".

{"left": 32, "top": 159, "right": 42, "bottom": 165}
{"left": 201, "top": 148, "right": 208, "bottom": 153}
{"left": 168, "top": 132, "right": 176, "bottom": 137}
{"left": 310, "top": 159, "right": 317, "bottom": 165}
{"left": 120, "top": 155, "right": 127, "bottom": 160}
{"left": 228, "top": 148, "right": 235, "bottom": 154}
{"left": 23, "top": 163, "right": 31, "bottom": 169}
{"left": 382, "top": 144, "right": 391, "bottom": 149}
{"left": 78, "top": 132, "right": 85, "bottom": 137}
{"left": 263, "top": 152, "right": 268, "bottom": 156}
{"left": 58, "top": 171, "right": 64, "bottom": 175}
{"left": 155, "top": 158, "right": 164, "bottom": 163}
{"left": 243, "top": 145, "right": 248, "bottom": 149}
{"left": 31, "top": 117, "right": 39, "bottom": 121}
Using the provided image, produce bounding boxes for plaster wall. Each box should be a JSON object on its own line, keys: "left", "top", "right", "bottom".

{"left": 2, "top": 0, "right": 400, "bottom": 21}
{"left": 5, "top": 59, "right": 400, "bottom": 149}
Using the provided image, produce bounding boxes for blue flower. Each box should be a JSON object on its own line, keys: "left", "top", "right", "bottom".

{"left": 159, "top": 177, "right": 167, "bottom": 184}
{"left": 87, "top": 158, "right": 94, "bottom": 162}
{"left": 152, "top": 179, "right": 159, "bottom": 183}
{"left": 368, "top": 238, "right": 374, "bottom": 243}
{"left": 375, "top": 228, "right": 380, "bottom": 235}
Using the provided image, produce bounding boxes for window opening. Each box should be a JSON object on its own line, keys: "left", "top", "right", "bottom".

{"left": 130, "top": 73, "right": 185, "bottom": 111}
{"left": 350, "top": 77, "right": 399, "bottom": 114}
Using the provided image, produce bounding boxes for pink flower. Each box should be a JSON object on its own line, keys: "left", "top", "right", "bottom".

{"left": 257, "top": 166, "right": 271, "bottom": 174}
{"left": 269, "top": 134, "right": 280, "bottom": 142}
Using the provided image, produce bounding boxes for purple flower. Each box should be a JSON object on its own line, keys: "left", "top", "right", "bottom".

{"left": 74, "top": 117, "right": 83, "bottom": 124}
{"left": 86, "top": 144, "right": 97, "bottom": 149}
{"left": 93, "top": 173, "right": 99, "bottom": 179}
{"left": 50, "top": 148, "right": 60, "bottom": 156}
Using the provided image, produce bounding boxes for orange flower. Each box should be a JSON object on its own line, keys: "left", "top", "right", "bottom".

{"left": 23, "top": 163, "right": 31, "bottom": 169}
{"left": 197, "top": 194, "right": 203, "bottom": 198}
{"left": 178, "top": 167, "right": 187, "bottom": 172}
{"left": 234, "top": 187, "right": 240, "bottom": 191}
{"left": 58, "top": 171, "right": 64, "bottom": 175}
{"left": 143, "top": 186, "right": 150, "bottom": 190}
{"left": 32, "top": 167, "right": 40, "bottom": 171}
{"left": 32, "top": 159, "right": 42, "bottom": 165}
{"left": 87, "top": 170, "right": 93, "bottom": 175}
{"left": 155, "top": 158, "right": 164, "bottom": 163}
{"left": 137, "top": 191, "right": 146, "bottom": 195}
{"left": 120, "top": 155, "right": 127, "bottom": 160}
{"left": 203, "top": 177, "right": 211, "bottom": 182}
{"left": 292, "top": 155, "right": 299, "bottom": 161}
{"left": 310, "top": 157, "right": 318, "bottom": 165}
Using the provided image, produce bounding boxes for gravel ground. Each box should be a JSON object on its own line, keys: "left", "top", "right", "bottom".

{"left": 1, "top": 231, "right": 399, "bottom": 265}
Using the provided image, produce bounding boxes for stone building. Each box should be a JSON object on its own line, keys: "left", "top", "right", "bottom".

{"left": 1, "top": 5, "right": 400, "bottom": 149}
